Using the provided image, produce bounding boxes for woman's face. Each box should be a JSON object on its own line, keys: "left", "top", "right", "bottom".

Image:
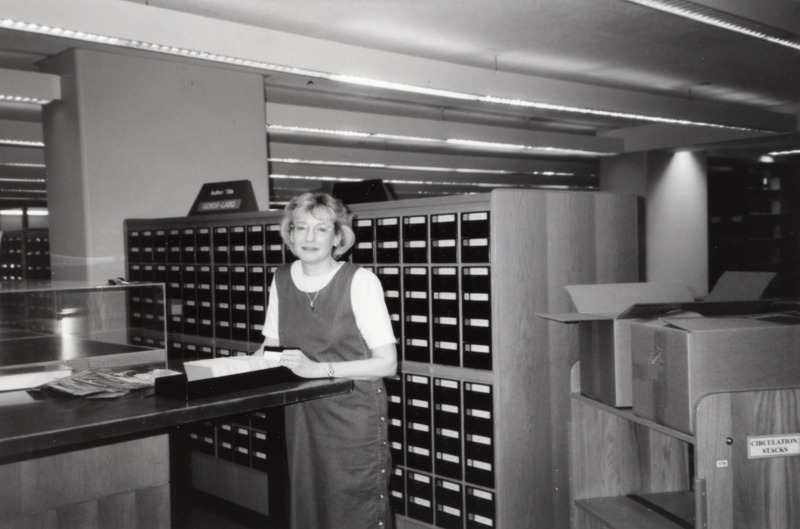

{"left": 290, "top": 209, "right": 339, "bottom": 264}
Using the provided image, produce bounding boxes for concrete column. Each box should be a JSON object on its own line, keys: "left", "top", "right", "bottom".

{"left": 601, "top": 150, "right": 708, "bottom": 296}
{"left": 40, "top": 49, "right": 269, "bottom": 282}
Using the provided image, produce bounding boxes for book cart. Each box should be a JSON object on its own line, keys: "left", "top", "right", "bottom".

{"left": 571, "top": 384, "right": 800, "bottom": 528}
{"left": 124, "top": 188, "right": 641, "bottom": 528}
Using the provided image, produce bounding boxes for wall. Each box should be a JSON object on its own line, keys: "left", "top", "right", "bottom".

{"left": 601, "top": 150, "right": 708, "bottom": 296}
{"left": 40, "top": 48, "right": 269, "bottom": 283}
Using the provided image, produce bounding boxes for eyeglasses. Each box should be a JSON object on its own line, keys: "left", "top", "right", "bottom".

{"left": 292, "top": 223, "right": 334, "bottom": 236}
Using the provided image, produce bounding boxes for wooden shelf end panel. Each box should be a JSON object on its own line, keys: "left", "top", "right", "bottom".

{"left": 695, "top": 388, "right": 800, "bottom": 529}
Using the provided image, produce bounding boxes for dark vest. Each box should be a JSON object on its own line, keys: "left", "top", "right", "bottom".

{"left": 276, "top": 261, "right": 370, "bottom": 363}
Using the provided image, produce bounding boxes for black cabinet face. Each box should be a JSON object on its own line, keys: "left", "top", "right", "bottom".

{"left": 466, "top": 486, "right": 495, "bottom": 529}
{"left": 180, "top": 228, "right": 196, "bottom": 263}
{"left": 435, "top": 478, "right": 465, "bottom": 529}
{"left": 352, "top": 218, "right": 376, "bottom": 263}
{"left": 376, "top": 217, "right": 400, "bottom": 263}
{"left": 431, "top": 214, "right": 458, "bottom": 263}
{"left": 406, "top": 471, "right": 434, "bottom": 524}
{"left": 246, "top": 225, "right": 265, "bottom": 263}
{"left": 465, "top": 433, "right": 495, "bottom": 488}
{"left": 195, "top": 228, "right": 212, "bottom": 263}
{"left": 153, "top": 230, "right": 167, "bottom": 263}
{"left": 264, "top": 224, "right": 284, "bottom": 263}
{"left": 167, "top": 229, "right": 182, "bottom": 263}
{"left": 431, "top": 213, "right": 458, "bottom": 239}
{"left": 213, "top": 226, "right": 230, "bottom": 263}
{"left": 403, "top": 216, "right": 429, "bottom": 263}
{"left": 228, "top": 226, "right": 247, "bottom": 263}
{"left": 463, "top": 381, "right": 495, "bottom": 486}
{"left": 460, "top": 212, "right": 490, "bottom": 263}
{"left": 389, "top": 467, "right": 406, "bottom": 516}
{"left": 406, "top": 420, "right": 433, "bottom": 472}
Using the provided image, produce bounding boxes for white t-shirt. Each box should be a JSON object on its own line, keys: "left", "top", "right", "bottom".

{"left": 262, "top": 260, "right": 397, "bottom": 350}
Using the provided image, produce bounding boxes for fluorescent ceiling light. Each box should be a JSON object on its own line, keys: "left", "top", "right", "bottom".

{"left": 0, "top": 208, "right": 48, "bottom": 216}
{"left": 0, "top": 177, "right": 46, "bottom": 183}
{"left": 0, "top": 139, "right": 45, "bottom": 147}
{"left": 270, "top": 173, "right": 519, "bottom": 189}
{"left": 329, "top": 75, "right": 481, "bottom": 102}
{"left": 0, "top": 188, "right": 47, "bottom": 195}
{"left": 271, "top": 174, "right": 361, "bottom": 183}
{"left": 267, "top": 125, "right": 608, "bottom": 157}
{"left": 623, "top": 0, "right": 800, "bottom": 52}
{"left": 268, "top": 157, "right": 585, "bottom": 177}
{"left": 0, "top": 163, "right": 46, "bottom": 168}
{"left": 0, "top": 17, "right": 758, "bottom": 132}
{"left": 0, "top": 94, "right": 52, "bottom": 105}
{"left": 769, "top": 148, "right": 800, "bottom": 157}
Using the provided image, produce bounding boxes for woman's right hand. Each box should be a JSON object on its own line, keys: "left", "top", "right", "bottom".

{"left": 280, "top": 348, "right": 324, "bottom": 378}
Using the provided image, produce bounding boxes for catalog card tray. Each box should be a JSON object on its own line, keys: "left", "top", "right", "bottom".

{"left": 155, "top": 364, "right": 301, "bottom": 400}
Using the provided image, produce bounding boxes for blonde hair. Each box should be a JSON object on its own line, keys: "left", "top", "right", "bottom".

{"left": 280, "top": 192, "right": 356, "bottom": 259}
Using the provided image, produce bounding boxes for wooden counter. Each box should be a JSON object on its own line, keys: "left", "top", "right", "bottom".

{"left": 0, "top": 377, "right": 353, "bottom": 528}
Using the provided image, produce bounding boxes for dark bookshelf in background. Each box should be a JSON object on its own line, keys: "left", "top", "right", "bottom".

{"left": 708, "top": 158, "right": 800, "bottom": 299}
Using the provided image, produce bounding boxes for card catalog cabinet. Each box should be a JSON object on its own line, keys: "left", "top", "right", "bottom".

{"left": 125, "top": 189, "right": 641, "bottom": 528}
{"left": 0, "top": 228, "right": 51, "bottom": 281}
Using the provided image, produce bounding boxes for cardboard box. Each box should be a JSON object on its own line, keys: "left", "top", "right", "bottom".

{"left": 540, "top": 274, "right": 777, "bottom": 408}
{"left": 704, "top": 271, "right": 775, "bottom": 302}
{"left": 541, "top": 282, "right": 695, "bottom": 407}
{"left": 632, "top": 304, "right": 800, "bottom": 434}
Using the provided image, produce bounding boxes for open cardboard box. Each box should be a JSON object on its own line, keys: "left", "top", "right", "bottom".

{"left": 631, "top": 305, "right": 800, "bottom": 434}
{"left": 540, "top": 281, "right": 695, "bottom": 407}
{"left": 539, "top": 272, "right": 776, "bottom": 407}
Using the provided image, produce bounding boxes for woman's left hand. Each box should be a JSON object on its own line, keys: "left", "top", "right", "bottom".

{"left": 279, "top": 349, "right": 325, "bottom": 379}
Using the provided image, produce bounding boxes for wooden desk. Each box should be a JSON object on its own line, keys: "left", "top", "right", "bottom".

{"left": 0, "top": 378, "right": 353, "bottom": 528}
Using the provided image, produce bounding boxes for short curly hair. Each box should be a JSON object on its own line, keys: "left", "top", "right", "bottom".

{"left": 280, "top": 192, "right": 356, "bottom": 259}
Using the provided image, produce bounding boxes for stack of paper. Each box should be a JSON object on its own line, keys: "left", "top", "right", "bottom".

{"left": 183, "top": 351, "right": 282, "bottom": 382}
{"left": 1, "top": 368, "right": 73, "bottom": 392}
{"left": 30, "top": 368, "right": 176, "bottom": 398}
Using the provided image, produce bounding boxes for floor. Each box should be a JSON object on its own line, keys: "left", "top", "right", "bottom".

{"left": 186, "top": 490, "right": 287, "bottom": 529}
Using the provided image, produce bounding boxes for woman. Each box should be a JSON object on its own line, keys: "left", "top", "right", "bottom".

{"left": 257, "top": 192, "right": 397, "bottom": 529}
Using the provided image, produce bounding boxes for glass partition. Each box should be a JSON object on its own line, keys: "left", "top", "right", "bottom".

{"left": 0, "top": 281, "right": 166, "bottom": 390}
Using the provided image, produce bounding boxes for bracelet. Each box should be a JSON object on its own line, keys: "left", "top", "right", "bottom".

{"left": 327, "top": 363, "right": 335, "bottom": 380}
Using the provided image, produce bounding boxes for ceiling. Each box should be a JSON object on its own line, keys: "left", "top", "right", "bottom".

{"left": 1, "top": 0, "right": 799, "bottom": 207}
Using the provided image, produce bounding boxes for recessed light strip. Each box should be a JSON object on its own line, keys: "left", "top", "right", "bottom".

{"left": 623, "top": 0, "right": 800, "bottom": 52}
{"left": 0, "top": 163, "right": 46, "bottom": 168}
{"left": 270, "top": 173, "right": 519, "bottom": 189}
{"left": 0, "top": 208, "right": 48, "bottom": 216}
{"left": 0, "top": 177, "right": 46, "bottom": 183}
{"left": 0, "top": 17, "right": 758, "bottom": 131}
{"left": 0, "top": 94, "right": 52, "bottom": 105}
{"left": 480, "top": 96, "right": 752, "bottom": 130}
{"left": 268, "top": 157, "right": 587, "bottom": 177}
{"left": 0, "top": 188, "right": 46, "bottom": 194}
{"left": 0, "top": 139, "right": 45, "bottom": 147}
{"left": 768, "top": 148, "right": 800, "bottom": 157}
{"left": 267, "top": 125, "right": 609, "bottom": 157}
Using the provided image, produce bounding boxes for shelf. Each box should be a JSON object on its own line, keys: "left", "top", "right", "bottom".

{"left": 746, "top": 212, "right": 792, "bottom": 218}
{"left": 575, "top": 491, "right": 694, "bottom": 529}
{"left": 571, "top": 393, "right": 694, "bottom": 444}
